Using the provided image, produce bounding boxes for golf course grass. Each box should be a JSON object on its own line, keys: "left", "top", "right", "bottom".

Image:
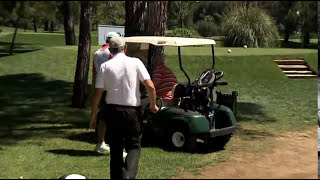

{"left": 0, "top": 31, "right": 317, "bottom": 179}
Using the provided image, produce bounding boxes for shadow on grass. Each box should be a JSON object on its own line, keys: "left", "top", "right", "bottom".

{"left": 46, "top": 149, "right": 105, "bottom": 157}
{"left": 235, "top": 125, "right": 276, "bottom": 142}
{"left": 68, "top": 131, "right": 224, "bottom": 155}
{"left": 0, "top": 42, "right": 41, "bottom": 58}
{"left": 66, "top": 102, "right": 276, "bottom": 154}
{"left": 236, "top": 102, "right": 277, "bottom": 124}
{"left": 0, "top": 73, "right": 91, "bottom": 145}
{"left": 67, "top": 132, "right": 97, "bottom": 145}
{"left": 280, "top": 40, "right": 318, "bottom": 49}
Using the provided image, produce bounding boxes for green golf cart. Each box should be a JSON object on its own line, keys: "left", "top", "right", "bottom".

{"left": 124, "top": 36, "right": 238, "bottom": 152}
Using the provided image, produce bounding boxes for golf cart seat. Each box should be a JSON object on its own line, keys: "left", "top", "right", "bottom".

{"left": 172, "top": 69, "right": 220, "bottom": 98}
{"left": 172, "top": 69, "right": 225, "bottom": 112}
{"left": 193, "top": 68, "right": 224, "bottom": 87}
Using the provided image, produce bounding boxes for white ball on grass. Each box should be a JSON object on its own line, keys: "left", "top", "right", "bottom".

{"left": 227, "top": 49, "right": 232, "bottom": 53}
{"left": 244, "top": 45, "right": 247, "bottom": 48}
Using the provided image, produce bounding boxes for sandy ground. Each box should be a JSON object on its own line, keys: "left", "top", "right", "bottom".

{"left": 174, "top": 127, "right": 317, "bottom": 179}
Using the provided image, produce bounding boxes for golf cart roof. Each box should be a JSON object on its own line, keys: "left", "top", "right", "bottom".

{"left": 123, "top": 36, "right": 216, "bottom": 47}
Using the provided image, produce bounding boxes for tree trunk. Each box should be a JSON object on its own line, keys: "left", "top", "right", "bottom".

{"left": 144, "top": 1, "right": 168, "bottom": 74}
{"left": 33, "top": 19, "right": 37, "bottom": 33}
{"left": 318, "top": 1, "right": 320, "bottom": 49}
{"left": 125, "top": 1, "right": 147, "bottom": 37}
{"left": 302, "top": 31, "right": 310, "bottom": 47}
{"left": 44, "top": 20, "right": 49, "bottom": 31}
{"left": 49, "top": 21, "right": 55, "bottom": 32}
{"left": 63, "top": 1, "right": 76, "bottom": 45}
{"left": 283, "top": 28, "right": 290, "bottom": 43}
{"left": 9, "top": 16, "right": 20, "bottom": 55}
{"left": 125, "top": 1, "right": 168, "bottom": 74}
{"left": 318, "top": 1, "right": 320, "bottom": 74}
{"left": 72, "top": 1, "right": 92, "bottom": 108}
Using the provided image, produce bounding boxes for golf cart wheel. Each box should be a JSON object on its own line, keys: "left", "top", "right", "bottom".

{"left": 169, "top": 127, "right": 197, "bottom": 152}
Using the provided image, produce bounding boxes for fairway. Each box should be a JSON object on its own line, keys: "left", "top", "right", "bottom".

{"left": 0, "top": 32, "right": 317, "bottom": 179}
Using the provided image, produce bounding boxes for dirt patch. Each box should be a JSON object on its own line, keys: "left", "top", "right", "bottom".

{"left": 174, "top": 127, "right": 317, "bottom": 179}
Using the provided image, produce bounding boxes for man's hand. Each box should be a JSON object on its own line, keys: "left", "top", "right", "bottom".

{"left": 143, "top": 79, "right": 159, "bottom": 114}
{"left": 89, "top": 114, "right": 97, "bottom": 129}
{"left": 90, "top": 88, "right": 104, "bottom": 129}
{"left": 150, "top": 104, "right": 159, "bottom": 114}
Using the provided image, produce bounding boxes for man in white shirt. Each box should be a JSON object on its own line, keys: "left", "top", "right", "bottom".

{"left": 90, "top": 36, "right": 158, "bottom": 179}
{"left": 91, "top": 32, "right": 123, "bottom": 155}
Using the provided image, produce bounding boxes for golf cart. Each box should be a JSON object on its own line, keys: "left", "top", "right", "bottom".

{"left": 124, "top": 36, "right": 237, "bottom": 152}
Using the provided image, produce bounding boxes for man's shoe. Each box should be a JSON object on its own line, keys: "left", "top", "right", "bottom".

{"left": 123, "top": 151, "right": 128, "bottom": 159}
{"left": 94, "top": 142, "right": 110, "bottom": 154}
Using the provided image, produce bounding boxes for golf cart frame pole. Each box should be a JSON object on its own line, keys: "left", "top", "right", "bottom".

{"left": 211, "top": 45, "right": 215, "bottom": 68}
{"left": 178, "top": 46, "right": 191, "bottom": 85}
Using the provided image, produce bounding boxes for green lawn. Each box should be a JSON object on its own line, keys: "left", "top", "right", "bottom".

{"left": 0, "top": 31, "right": 317, "bottom": 179}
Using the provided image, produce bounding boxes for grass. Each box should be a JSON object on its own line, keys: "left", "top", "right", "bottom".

{"left": 0, "top": 31, "right": 318, "bottom": 179}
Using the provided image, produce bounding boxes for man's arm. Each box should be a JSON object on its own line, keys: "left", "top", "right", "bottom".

{"left": 90, "top": 88, "right": 104, "bottom": 129}
{"left": 136, "top": 59, "right": 158, "bottom": 113}
{"left": 143, "top": 79, "right": 158, "bottom": 113}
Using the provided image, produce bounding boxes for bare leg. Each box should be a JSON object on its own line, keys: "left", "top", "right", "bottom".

{"left": 97, "top": 120, "right": 106, "bottom": 143}
{"left": 94, "top": 117, "right": 110, "bottom": 154}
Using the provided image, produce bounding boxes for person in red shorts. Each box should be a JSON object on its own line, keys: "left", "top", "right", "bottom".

{"left": 91, "top": 32, "right": 127, "bottom": 158}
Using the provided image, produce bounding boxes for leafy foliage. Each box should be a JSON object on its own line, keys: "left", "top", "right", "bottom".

{"left": 293, "top": 1, "right": 318, "bottom": 45}
{"left": 221, "top": 5, "right": 279, "bottom": 48}
{"left": 168, "top": 1, "right": 198, "bottom": 29}
{"left": 91, "top": 1, "right": 125, "bottom": 30}
{"left": 166, "top": 28, "right": 200, "bottom": 38}
{"left": 194, "top": 16, "right": 219, "bottom": 37}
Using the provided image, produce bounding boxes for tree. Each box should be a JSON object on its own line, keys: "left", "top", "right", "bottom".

{"left": 280, "top": 2, "right": 299, "bottom": 43}
{"left": 253, "top": 1, "right": 298, "bottom": 43}
{"left": 318, "top": 1, "right": 320, "bottom": 49}
{"left": 318, "top": 1, "right": 320, "bottom": 74}
{"left": 168, "top": 1, "right": 197, "bottom": 28}
{"left": 41, "top": 1, "right": 59, "bottom": 31}
{"left": 294, "top": 1, "right": 317, "bottom": 46}
{"left": 9, "top": 1, "right": 25, "bottom": 55}
{"left": 125, "top": 1, "right": 146, "bottom": 37}
{"left": 72, "top": 1, "right": 92, "bottom": 108}
{"left": 0, "top": 1, "right": 17, "bottom": 25}
{"left": 193, "top": 1, "right": 227, "bottom": 25}
{"left": 23, "top": 2, "right": 45, "bottom": 33}
{"left": 63, "top": 1, "right": 76, "bottom": 45}
{"left": 91, "top": 1, "right": 125, "bottom": 30}
{"left": 125, "top": 1, "right": 168, "bottom": 74}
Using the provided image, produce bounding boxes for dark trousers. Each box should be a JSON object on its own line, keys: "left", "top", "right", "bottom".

{"left": 104, "top": 104, "right": 143, "bottom": 179}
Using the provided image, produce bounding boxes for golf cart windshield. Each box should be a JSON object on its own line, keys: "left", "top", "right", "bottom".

{"left": 123, "top": 36, "right": 217, "bottom": 86}
{"left": 123, "top": 36, "right": 216, "bottom": 47}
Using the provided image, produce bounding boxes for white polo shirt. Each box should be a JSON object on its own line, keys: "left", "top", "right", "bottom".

{"left": 95, "top": 53, "right": 151, "bottom": 107}
{"left": 93, "top": 45, "right": 111, "bottom": 74}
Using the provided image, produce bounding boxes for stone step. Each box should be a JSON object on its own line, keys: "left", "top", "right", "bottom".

{"left": 286, "top": 74, "right": 318, "bottom": 79}
{"left": 283, "top": 70, "right": 314, "bottom": 74}
{"left": 274, "top": 59, "right": 317, "bottom": 79}
{"left": 278, "top": 65, "right": 309, "bottom": 71}
{"left": 274, "top": 60, "right": 306, "bottom": 65}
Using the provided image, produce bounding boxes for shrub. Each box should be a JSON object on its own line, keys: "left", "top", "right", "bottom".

{"left": 166, "top": 28, "right": 201, "bottom": 38}
{"left": 221, "top": 6, "right": 279, "bottom": 48}
{"left": 195, "top": 20, "right": 218, "bottom": 37}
